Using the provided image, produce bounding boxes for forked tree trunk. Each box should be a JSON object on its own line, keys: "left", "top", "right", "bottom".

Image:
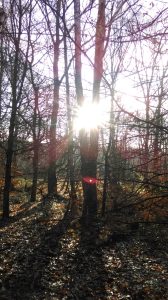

{"left": 74, "top": 0, "right": 105, "bottom": 222}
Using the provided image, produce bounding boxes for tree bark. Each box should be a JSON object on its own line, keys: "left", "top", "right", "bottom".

{"left": 30, "top": 87, "right": 39, "bottom": 202}
{"left": 83, "top": 0, "right": 106, "bottom": 221}
{"left": 3, "top": 1, "right": 31, "bottom": 218}
{"left": 48, "top": 0, "right": 61, "bottom": 195}
{"left": 63, "top": 2, "right": 77, "bottom": 214}
{"left": 74, "top": 0, "right": 106, "bottom": 222}
{"left": 3, "top": 110, "right": 16, "bottom": 218}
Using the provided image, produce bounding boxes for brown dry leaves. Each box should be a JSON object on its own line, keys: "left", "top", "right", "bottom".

{"left": 0, "top": 197, "right": 168, "bottom": 299}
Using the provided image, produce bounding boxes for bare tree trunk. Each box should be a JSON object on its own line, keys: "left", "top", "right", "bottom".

{"left": 73, "top": 0, "right": 86, "bottom": 218}
{"left": 63, "top": 1, "right": 77, "bottom": 214}
{"left": 144, "top": 95, "right": 150, "bottom": 182}
{"left": 48, "top": 0, "right": 61, "bottom": 195}
{"left": 80, "top": 129, "right": 99, "bottom": 220}
{"left": 74, "top": 0, "right": 84, "bottom": 106}
{"left": 3, "top": 110, "right": 16, "bottom": 218}
{"left": 74, "top": 0, "right": 106, "bottom": 223}
{"left": 3, "top": 25, "right": 20, "bottom": 217}
{"left": 85, "top": 0, "right": 106, "bottom": 220}
{"left": 0, "top": 1, "right": 5, "bottom": 123}
{"left": 102, "top": 152, "right": 108, "bottom": 216}
{"left": 30, "top": 87, "right": 39, "bottom": 202}
{"left": 0, "top": 32, "right": 3, "bottom": 123}
{"left": 3, "top": 1, "right": 31, "bottom": 218}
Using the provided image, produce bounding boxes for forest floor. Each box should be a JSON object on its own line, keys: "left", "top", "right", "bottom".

{"left": 0, "top": 196, "right": 168, "bottom": 300}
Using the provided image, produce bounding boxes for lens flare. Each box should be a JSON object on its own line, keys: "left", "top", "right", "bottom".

{"left": 83, "top": 176, "right": 98, "bottom": 184}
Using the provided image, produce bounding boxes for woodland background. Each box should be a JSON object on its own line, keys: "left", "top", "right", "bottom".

{"left": 0, "top": 0, "right": 168, "bottom": 299}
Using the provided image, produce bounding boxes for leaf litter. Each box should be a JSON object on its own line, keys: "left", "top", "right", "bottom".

{"left": 0, "top": 197, "right": 168, "bottom": 299}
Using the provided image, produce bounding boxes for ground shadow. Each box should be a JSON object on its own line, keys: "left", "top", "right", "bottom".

{"left": 64, "top": 220, "right": 109, "bottom": 299}
{"left": 1, "top": 202, "right": 168, "bottom": 299}
{"left": 0, "top": 198, "right": 71, "bottom": 300}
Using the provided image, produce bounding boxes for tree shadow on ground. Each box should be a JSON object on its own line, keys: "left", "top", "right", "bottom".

{"left": 0, "top": 201, "right": 44, "bottom": 229}
{"left": 1, "top": 201, "right": 168, "bottom": 300}
{"left": 0, "top": 193, "right": 67, "bottom": 229}
{"left": 0, "top": 198, "right": 71, "bottom": 300}
{"left": 1, "top": 210, "right": 109, "bottom": 299}
{"left": 64, "top": 220, "right": 109, "bottom": 299}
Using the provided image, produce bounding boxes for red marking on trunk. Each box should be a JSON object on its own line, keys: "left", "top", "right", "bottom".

{"left": 83, "top": 177, "right": 97, "bottom": 184}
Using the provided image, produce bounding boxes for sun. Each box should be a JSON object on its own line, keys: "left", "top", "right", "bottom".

{"left": 74, "top": 101, "right": 106, "bottom": 132}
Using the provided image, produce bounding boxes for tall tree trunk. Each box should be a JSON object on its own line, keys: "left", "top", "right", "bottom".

{"left": 153, "top": 96, "right": 161, "bottom": 174}
{"left": 63, "top": 1, "right": 77, "bottom": 214}
{"left": 102, "top": 152, "right": 108, "bottom": 216}
{"left": 48, "top": 0, "right": 61, "bottom": 195}
{"left": 0, "top": 0, "right": 5, "bottom": 124}
{"left": 85, "top": 0, "right": 105, "bottom": 220}
{"left": 73, "top": 0, "right": 85, "bottom": 216}
{"left": 74, "top": 0, "right": 84, "bottom": 106}
{"left": 0, "top": 32, "right": 3, "bottom": 123}
{"left": 80, "top": 129, "right": 99, "bottom": 220}
{"left": 3, "top": 110, "right": 16, "bottom": 218}
{"left": 92, "top": 0, "right": 106, "bottom": 103}
{"left": 30, "top": 87, "right": 39, "bottom": 202}
{"left": 144, "top": 95, "right": 150, "bottom": 183}
{"left": 3, "top": 1, "right": 31, "bottom": 218}
{"left": 74, "top": 0, "right": 106, "bottom": 222}
{"left": 3, "top": 29, "right": 19, "bottom": 218}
